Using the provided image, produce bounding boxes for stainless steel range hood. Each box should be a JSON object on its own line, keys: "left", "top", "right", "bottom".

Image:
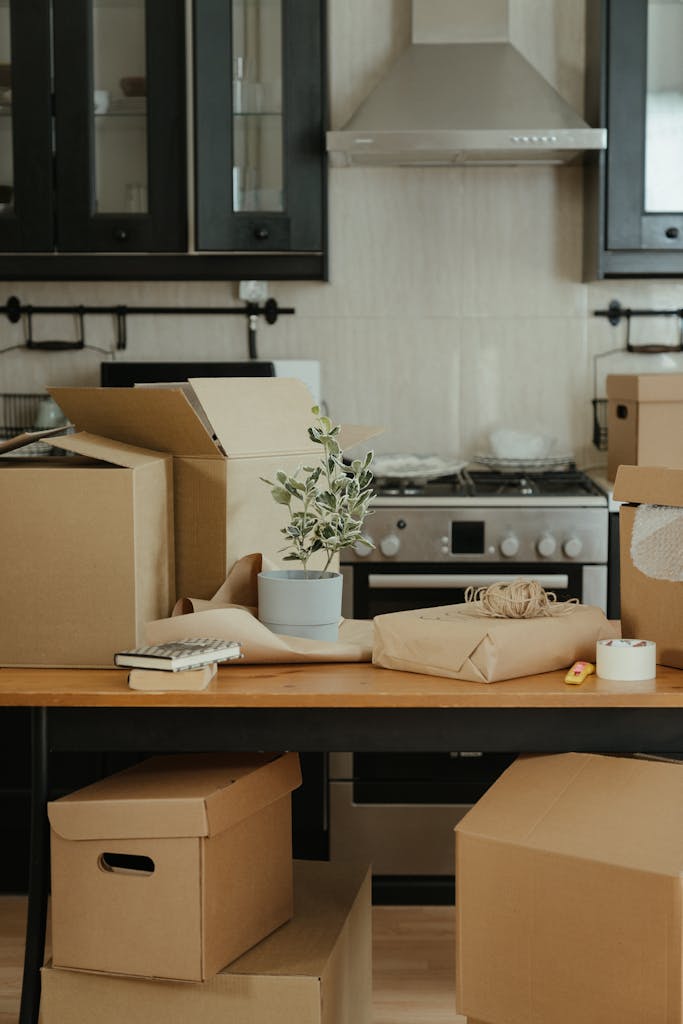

{"left": 327, "top": 41, "right": 606, "bottom": 168}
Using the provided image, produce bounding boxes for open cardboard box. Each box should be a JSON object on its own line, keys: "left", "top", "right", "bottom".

{"left": 51, "top": 379, "right": 380, "bottom": 601}
{"left": 40, "top": 859, "right": 372, "bottom": 1024}
{"left": 48, "top": 752, "right": 302, "bottom": 982}
{"left": 456, "top": 753, "right": 683, "bottom": 1024}
{"left": 607, "top": 373, "right": 683, "bottom": 480}
{"left": 0, "top": 431, "right": 174, "bottom": 667}
{"left": 613, "top": 463, "right": 683, "bottom": 667}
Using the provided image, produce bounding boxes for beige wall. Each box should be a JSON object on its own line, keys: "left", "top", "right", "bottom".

{"left": 3, "top": 0, "right": 683, "bottom": 469}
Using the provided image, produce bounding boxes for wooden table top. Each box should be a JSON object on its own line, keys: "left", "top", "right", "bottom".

{"left": 1, "top": 661, "right": 683, "bottom": 709}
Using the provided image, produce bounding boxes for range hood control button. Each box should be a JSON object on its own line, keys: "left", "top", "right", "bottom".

{"left": 379, "top": 534, "right": 401, "bottom": 558}
{"left": 500, "top": 534, "right": 520, "bottom": 558}
{"left": 536, "top": 533, "right": 557, "bottom": 558}
{"left": 563, "top": 536, "right": 583, "bottom": 559}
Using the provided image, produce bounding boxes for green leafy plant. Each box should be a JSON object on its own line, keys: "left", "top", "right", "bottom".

{"left": 262, "top": 406, "right": 375, "bottom": 573}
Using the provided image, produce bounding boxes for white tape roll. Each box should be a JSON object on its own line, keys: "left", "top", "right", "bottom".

{"left": 596, "top": 639, "right": 656, "bottom": 681}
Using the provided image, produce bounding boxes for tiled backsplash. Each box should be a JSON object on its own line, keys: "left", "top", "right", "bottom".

{"left": 2, "top": 0, "right": 683, "bottom": 470}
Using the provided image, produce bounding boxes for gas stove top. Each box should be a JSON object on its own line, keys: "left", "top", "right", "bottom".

{"left": 373, "top": 466, "right": 607, "bottom": 507}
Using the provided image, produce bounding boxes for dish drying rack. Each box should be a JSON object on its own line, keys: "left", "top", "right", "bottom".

{"left": 0, "top": 393, "right": 56, "bottom": 454}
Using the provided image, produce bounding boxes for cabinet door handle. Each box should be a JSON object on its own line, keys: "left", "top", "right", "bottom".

{"left": 666, "top": 227, "right": 680, "bottom": 239}
{"left": 253, "top": 225, "right": 270, "bottom": 241}
{"left": 113, "top": 227, "right": 129, "bottom": 242}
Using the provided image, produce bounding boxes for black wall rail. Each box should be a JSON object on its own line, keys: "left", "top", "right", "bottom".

{"left": 594, "top": 299, "right": 683, "bottom": 353}
{"left": 0, "top": 294, "right": 295, "bottom": 360}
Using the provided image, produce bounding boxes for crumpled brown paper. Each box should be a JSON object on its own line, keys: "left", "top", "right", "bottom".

{"left": 372, "top": 601, "right": 620, "bottom": 683}
{"left": 146, "top": 553, "right": 373, "bottom": 663}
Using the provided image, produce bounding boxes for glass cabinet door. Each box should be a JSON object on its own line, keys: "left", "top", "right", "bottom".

{"left": 194, "top": 0, "right": 324, "bottom": 253}
{"left": 0, "top": 0, "right": 53, "bottom": 252}
{"left": 52, "top": 0, "right": 186, "bottom": 253}
{"left": 606, "top": 0, "right": 683, "bottom": 256}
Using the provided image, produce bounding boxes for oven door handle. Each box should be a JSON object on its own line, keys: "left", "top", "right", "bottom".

{"left": 368, "top": 573, "right": 571, "bottom": 590}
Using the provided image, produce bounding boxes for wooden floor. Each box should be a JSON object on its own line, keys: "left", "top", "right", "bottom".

{"left": 0, "top": 896, "right": 464, "bottom": 1024}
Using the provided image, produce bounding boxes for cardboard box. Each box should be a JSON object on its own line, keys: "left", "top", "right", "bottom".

{"left": 48, "top": 751, "right": 302, "bottom": 982}
{"left": 456, "top": 753, "right": 683, "bottom": 1024}
{"left": 0, "top": 432, "right": 174, "bottom": 667}
{"left": 606, "top": 373, "right": 683, "bottom": 480}
{"left": 51, "top": 379, "right": 379, "bottom": 600}
{"left": 613, "top": 463, "right": 683, "bottom": 668}
{"left": 40, "top": 859, "right": 372, "bottom": 1024}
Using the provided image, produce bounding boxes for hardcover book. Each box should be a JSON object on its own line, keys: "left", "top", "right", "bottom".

{"left": 128, "top": 662, "right": 218, "bottom": 692}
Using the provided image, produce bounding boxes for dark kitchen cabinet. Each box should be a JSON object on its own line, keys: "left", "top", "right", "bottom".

{"left": 0, "top": 0, "right": 326, "bottom": 280}
{"left": 585, "top": 0, "right": 683, "bottom": 278}
{"left": 194, "top": 0, "right": 326, "bottom": 259}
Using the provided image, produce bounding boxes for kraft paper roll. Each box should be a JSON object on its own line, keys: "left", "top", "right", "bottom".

{"left": 596, "top": 639, "right": 656, "bottom": 681}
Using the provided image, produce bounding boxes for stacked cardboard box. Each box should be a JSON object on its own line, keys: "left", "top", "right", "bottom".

{"left": 42, "top": 751, "right": 372, "bottom": 1023}
{"left": 606, "top": 372, "right": 683, "bottom": 480}
{"left": 614, "top": 463, "right": 683, "bottom": 668}
{"left": 455, "top": 753, "right": 683, "bottom": 1024}
{"left": 0, "top": 430, "right": 174, "bottom": 667}
{"left": 41, "top": 859, "right": 372, "bottom": 1024}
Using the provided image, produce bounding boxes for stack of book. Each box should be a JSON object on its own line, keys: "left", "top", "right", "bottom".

{"left": 114, "top": 637, "right": 242, "bottom": 691}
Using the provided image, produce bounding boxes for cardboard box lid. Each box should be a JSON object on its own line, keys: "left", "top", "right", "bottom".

{"left": 613, "top": 464, "right": 683, "bottom": 507}
{"left": 48, "top": 386, "right": 221, "bottom": 459}
{"left": 48, "top": 751, "right": 301, "bottom": 840}
{"left": 456, "top": 753, "right": 683, "bottom": 876}
{"left": 606, "top": 372, "right": 683, "bottom": 402}
{"left": 50, "top": 381, "right": 382, "bottom": 460}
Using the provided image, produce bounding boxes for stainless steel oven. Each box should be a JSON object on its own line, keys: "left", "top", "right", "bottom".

{"left": 334, "top": 466, "right": 609, "bottom": 902}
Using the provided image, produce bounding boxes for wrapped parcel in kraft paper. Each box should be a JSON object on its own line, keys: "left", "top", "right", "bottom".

{"left": 372, "top": 603, "right": 619, "bottom": 683}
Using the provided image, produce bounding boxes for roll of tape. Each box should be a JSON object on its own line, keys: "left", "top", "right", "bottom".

{"left": 596, "top": 639, "right": 656, "bottom": 681}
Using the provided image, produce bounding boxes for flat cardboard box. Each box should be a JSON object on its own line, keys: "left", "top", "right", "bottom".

{"left": 606, "top": 373, "right": 683, "bottom": 480}
{"left": 613, "top": 463, "right": 683, "bottom": 667}
{"left": 40, "top": 860, "right": 372, "bottom": 1024}
{"left": 48, "top": 751, "right": 302, "bottom": 982}
{"left": 0, "top": 432, "right": 174, "bottom": 667}
{"left": 50, "top": 379, "right": 380, "bottom": 600}
{"left": 456, "top": 753, "right": 683, "bottom": 1024}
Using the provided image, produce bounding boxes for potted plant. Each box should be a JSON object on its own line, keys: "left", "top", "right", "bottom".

{"left": 258, "top": 406, "right": 375, "bottom": 641}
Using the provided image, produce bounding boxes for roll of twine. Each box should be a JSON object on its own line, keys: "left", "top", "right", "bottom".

{"left": 463, "top": 578, "right": 578, "bottom": 619}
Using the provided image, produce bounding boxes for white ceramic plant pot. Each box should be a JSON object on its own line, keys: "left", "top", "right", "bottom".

{"left": 257, "top": 570, "right": 343, "bottom": 642}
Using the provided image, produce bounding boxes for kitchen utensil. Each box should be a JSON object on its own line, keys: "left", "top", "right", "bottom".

{"left": 471, "top": 453, "right": 574, "bottom": 472}
{"left": 489, "top": 427, "right": 555, "bottom": 460}
{"left": 372, "top": 453, "right": 467, "bottom": 482}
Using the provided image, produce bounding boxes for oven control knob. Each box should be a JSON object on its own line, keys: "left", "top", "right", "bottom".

{"left": 379, "top": 533, "right": 401, "bottom": 557}
{"left": 500, "top": 533, "right": 520, "bottom": 558}
{"left": 563, "top": 536, "right": 583, "bottom": 559}
{"left": 536, "top": 533, "right": 557, "bottom": 558}
{"left": 352, "top": 535, "right": 374, "bottom": 557}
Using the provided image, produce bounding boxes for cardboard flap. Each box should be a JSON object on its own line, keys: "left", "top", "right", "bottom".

{"left": 613, "top": 465, "right": 683, "bottom": 507}
{"left": 47, "top": 752, "right": 299, "bottom": 840}
{"left": 189, "top": 377, "right": 320, "bottom": 456}
{"left": 338, "top": 423, "right": 384, "bottom": 451}
{"left": 607, "top": 372, "right": 683, "bottom": 402}
{"left": 46, "top": 432, "right": 169, "bottom": 469}
{"left": 0, "top": 426, "right": 71, "bottom": 456}
{"left": 48, "top": 387, "right": 220, "bottom": 459}
{"left": 456, "top": 753, "right": 683, "bottom": 876}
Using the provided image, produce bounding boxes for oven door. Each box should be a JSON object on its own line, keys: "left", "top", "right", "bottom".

{"left": 345, "top": 562, "right": 584, "bottom": 619}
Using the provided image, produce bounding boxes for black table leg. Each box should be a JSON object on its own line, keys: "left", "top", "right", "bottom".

{"left": 19, "top": 707, "right": 49, "bottom": 1024}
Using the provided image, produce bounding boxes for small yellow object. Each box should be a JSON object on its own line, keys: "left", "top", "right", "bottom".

{"left": 564, "top": 660, "right": 596, "bottom": 685}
